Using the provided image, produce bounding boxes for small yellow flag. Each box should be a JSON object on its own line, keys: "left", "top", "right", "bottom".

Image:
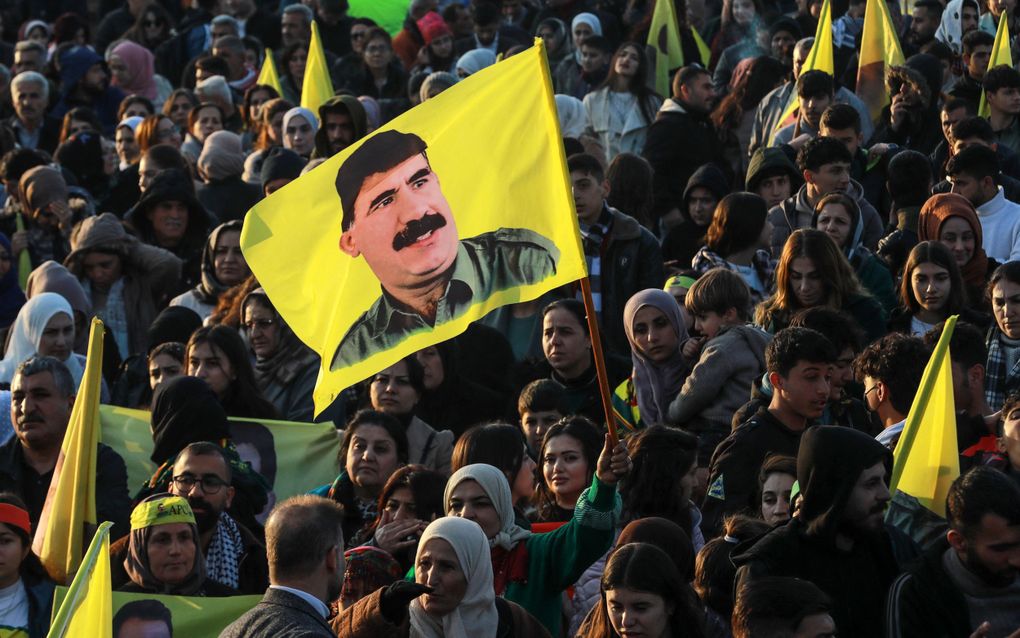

{"left": 256, "top": 47, "right": 283, "bottom": 97}
{"left": 33, "top": 318, "right": 104, "bottom": 584}
{"left": 888, "top": 315, "right": 960, "bottom": 517}
{"left": 14, "top": 214, "right": 30, "bottom": 291}
{"left": 771, "top": 0, "right": 834, "bottom": 142}
{"left": 302, "top": 21, "right": 335, "bottom": 112}
{"left": 46, "top": 522, "right": 113, "bottom": 638}
{"left": 979, "top": 15, "right": 1013, "bottom": 117}
{"left": 691, "top": 25, "right": 711, "bottom": 66}
{"left": 856, "top": 0, "right": 906, "bottom": 124}
{"left": 647, "top": 0, "right": 686, "bottom": 97}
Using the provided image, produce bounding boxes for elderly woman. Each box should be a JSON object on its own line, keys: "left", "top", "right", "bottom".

{"left": 334, "top": 516, "right": 550, "bottom": 637}
{"left": 195, "top": 131, "right": 262, "bottom": 222}
{"left": 121, "top": 494, "right": 236, "bottom": 596}
{"left": 239, "top": 288, "right": 318, "bottom": 421}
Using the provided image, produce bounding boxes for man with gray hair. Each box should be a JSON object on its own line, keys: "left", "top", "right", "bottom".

{"left": 219, "top": 495, "right": 346, "bottom": 637}
{"left": 281, "top": 3, "right": 314, "bottom": 47}
{"left": 7, "top": 71, "right": 58, "bottom": 153}
{"left": 0, "top": 356, "right": 131, "bottom": 539}
{"left": 212, "top": 35, "right": 256, "bottom": 93}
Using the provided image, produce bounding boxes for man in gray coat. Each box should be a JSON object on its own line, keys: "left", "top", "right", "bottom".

{"left": 219, "top": 495, "right": 346, "bottom": 637}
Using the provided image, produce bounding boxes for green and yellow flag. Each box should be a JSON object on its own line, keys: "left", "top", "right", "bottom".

{"left": 256, "top": 47, "right": 283, "bottom": 96}
{"left": 648, "top": 0, "right": 686, "bottom": 97}
{"left": 241, "top": 41, "right": 587, "bottom": 415}
{"left": 301, "top": 21, "right": 334, "bottom": 112}
{"left": 47, "top": 522, "right": 113, "bottom": 638}
{"left": 856, "top": 0, "right": 905, "bottom": 124}
{"left": 33, "top": 318, "right": 104, "bottom": 584}
{"left": 888, "top": 315, "right": 960, "bottom": 518}
{"left": 980, "top": 15, "right": 1013, "bottom": 117}
{"left": 771, "top": 0, "right": 834, "bottom": 141}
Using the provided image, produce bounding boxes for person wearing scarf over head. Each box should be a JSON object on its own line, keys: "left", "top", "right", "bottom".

{"left": 0, "top": 292, "right": 86, "bottom": 388}
{"left": 611, "top": 289, "right": 690, "bottom": 433}
{"left": 553, "top": 13, "right": 602, "bottom": 95}
{"left": 106, "top": 40, "right": 169, "bottom": 104}
{"left": 195, "top": 131, "right": 263, "bottom": 223}
{"left": 917, "top": 192, "right": 997, "bottom": 312}
{"left": 170, "top": 221, "right": 250, "bottom": 321}
{"left": 121, "top": 493, "right": 236, "bottom": 596}
{"left": 239, "top": 288, "right": 318, "bottom": 422}
{"left": 0, "top": 234, "right": 26, "bottom": 334}
{"left": 333, "top": 516, "right": 551, "bottom": 637}
{"left": 442, "top": 447, "right": 627, "bottom": 636}
{"left": 454, "top": 49, "right": 496, "bottom": 78}
{"left": 135, "top": 376, "right": 270, "bottom": 537}
{"left": 282, "top": 106, "right": 318, "bottom": 159}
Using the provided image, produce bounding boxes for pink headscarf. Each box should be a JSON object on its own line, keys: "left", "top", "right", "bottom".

{"left": 110, "top": 40, "right": 158, "bottom": 100}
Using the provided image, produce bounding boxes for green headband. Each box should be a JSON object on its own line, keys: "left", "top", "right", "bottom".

{"left": 663, "top": 275, "right": 696, "bottom": 291}
{"left": 130, "top": 496, "right": 195, "bottom": 531}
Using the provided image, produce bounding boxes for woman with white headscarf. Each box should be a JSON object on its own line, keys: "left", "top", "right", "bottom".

{"left": 282, "top": 107, "right": 318, "bottom": 158}
{"left": 440, "top": 445, "right": 628, "bottom": 636}
{"left": 333, "top": 516, "right": 550, "bottom": 637}
{"left": 553, "top": 13, "right": 602, "bottom": 96}
{"left": 454, "top": 49, "right": 496, "bottom": 78}
{"left": 0, "top": 292, "right": 85, "bottom": 386}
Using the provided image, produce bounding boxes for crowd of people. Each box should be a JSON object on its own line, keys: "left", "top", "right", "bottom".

{"left": 0, "top": 0, "right": 1016, "bottom": 637}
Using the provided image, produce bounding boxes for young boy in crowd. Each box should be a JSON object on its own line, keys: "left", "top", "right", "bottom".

{"left": 517, "top": 378, "right": 567, "bottom": 454}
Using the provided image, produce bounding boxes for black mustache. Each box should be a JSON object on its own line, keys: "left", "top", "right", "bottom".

{"left": 392, "top": 213, "right": 447, "bottom": 251}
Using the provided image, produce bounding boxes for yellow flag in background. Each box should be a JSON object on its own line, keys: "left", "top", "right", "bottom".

{"left": 647, "top": 0, "right": 686, "bottom": 97}
{"left": 856, "top": 0, "right": 905, "bottom": 124}
{"left": 771, "top": 0, "right": 834, "bottom": 141}
{"left": 46, "top": 521, "right": 113, "bottom": 638}
{"left": 301, "top": 21, "right": 335, "bottom": 112}
{"left": 241, "top": 41, "right": 587, "bottom": 415}
{"left": 33, "top": 318, "right": 104, "bottom": 584}
{"left": 980, "top": 15, "right": 1013, "bottom": 117}
{"left": 256, "top": 48, "right": 283, "bottom": 96}
{"left": 691, "top": 25, "right": 711, "bottom": 66}
{"left": 888, "top": 315, "right": 960, "bottom": 517}
{"left": 14, "top": 214, "right": 30, "bottom": 291}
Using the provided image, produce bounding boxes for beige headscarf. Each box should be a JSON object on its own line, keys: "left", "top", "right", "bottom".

{"left": 443, "top": 464, "right": 531, "bottom": 551}
{"left": 408, "top": 517, "right": 499, "bottom": 638}
{"left": 197, "top": 130, "right": 245, "bottom": 182}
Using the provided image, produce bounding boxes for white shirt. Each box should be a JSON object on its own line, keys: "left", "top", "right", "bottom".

{"left": 0, "top": 579, "right": 29, "bottom": 632}
{"left": 976, "top": 187, "right": 1020, "bottom": 262}
{"left": 268, "top": 585, "right": 330, "bottom": 619}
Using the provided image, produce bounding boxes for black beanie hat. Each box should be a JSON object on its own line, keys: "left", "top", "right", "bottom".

{"left": 260, "top": 147, "right": 307, "bottom": 186}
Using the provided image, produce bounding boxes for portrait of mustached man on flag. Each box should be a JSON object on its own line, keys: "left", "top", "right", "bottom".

{"left": 241, "top": 43, "right": 588, "bottom": 415}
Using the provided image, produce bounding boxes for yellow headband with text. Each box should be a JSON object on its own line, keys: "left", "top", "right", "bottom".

{"left": 130, "top": 495, "right": 195, "bottom": 531}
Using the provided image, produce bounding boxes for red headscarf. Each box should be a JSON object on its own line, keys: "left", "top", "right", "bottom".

{"left": 918, "top": 192, "right": 989, "bottom": 291}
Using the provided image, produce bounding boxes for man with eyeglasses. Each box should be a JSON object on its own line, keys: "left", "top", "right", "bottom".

{"left": 168, "top": 442, "right": 268, "bottom": 594}
{"left": 853, "top": 333, "right": 929, "bottom": 450}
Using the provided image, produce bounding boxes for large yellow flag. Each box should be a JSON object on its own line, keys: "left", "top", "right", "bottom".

{"left": 647, "top": 0, "right": 685, "bottom": 97}
{"left": 888, "top": 315, "right": 960, "bottom": 517}
{"left": 241, "top": 41, "right": 587, "bottom": 415}
{"left": 771, "top": 0, "right": 834, "bottom": 142}
{"left": 47, "top": 522, "right": 113, "bottom": 638}
{"left": 256, "top": 48, "right": 283, "bottom": 96}
{"left": 301, "top": 21, "right": 334, "bottom": 112}
{"left": 979, "top": 15, "right": 1013, "bottom": 117}
{"left": 856, "top": 0, "right": 905, "bottom": 124}
{"left": 33, "top": 318, "right": 104, "bottom": 584}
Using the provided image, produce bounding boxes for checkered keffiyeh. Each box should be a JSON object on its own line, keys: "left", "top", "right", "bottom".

{"left": 984, "top": 329, "right": 1020, "bottom": 411}
{"left": 578, "top": 205, "right": 612, "bottom": 315}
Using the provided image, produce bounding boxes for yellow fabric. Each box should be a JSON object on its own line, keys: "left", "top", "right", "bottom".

{"left": 771, "top": 0, "right": 834, "bottom": 142}
{"left": 33, "top": 319, "right": 103, "bottom": 584}
{"left": 256, "top": 48, "right": 283, "bottom": 97}
{"left": 647, "top": 0, "right": 686, "bottom": 97}
{"left": 856, "top": 0, "right": 905, "bottom": 124}
{"left": 129, "top": 496, "right": 195, "bottom": 531}
{"left": 301, "top": 21, "right": 335, "bottom": 112}
{"left": 47, "top": 522, "right": 112, "bottom": 638}
{"left": 889, "top": 315, "right": 960, "bottom": 518}
{"left": 691, "top": 26, "right": 711, "bottom": 66}
{"left": 980, "top": 15, "right": 1013, "bottom": 117}
{"left": 241, "top": 41, "right": 587, "bottom": 415}
{"left": 14, "top": 215, "right": 29, "bottom": 292}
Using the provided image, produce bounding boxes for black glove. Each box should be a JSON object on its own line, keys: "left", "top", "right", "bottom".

{"left": 379, "top": 581, "right": 432, "bottom": 623}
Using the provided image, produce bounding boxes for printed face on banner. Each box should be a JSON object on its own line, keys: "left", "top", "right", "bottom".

{"left": 241, "top": 44, "right": 587, "bottom": 413}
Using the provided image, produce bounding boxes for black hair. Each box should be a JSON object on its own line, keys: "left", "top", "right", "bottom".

{"left": 922, "top": 320, "right": 987, "bottom": 371}
{"left": 887, "top": 149, "right": 933, "bottom": 206}
{"left": 983, "top": 64, "right": 1020, "bottom": 93}
{"left": 186, "top": 325, "right": 279, "bottom": 419}
{"left": 820, "top": 103, "right": 861, "bottom": 134}
{"left": 946, "top": 144, "right": 1001, "bottom": 182}
{"left": 534, "top": 416, "right": 602, "bottom": 520}
{"left": 796, "top": 70, "right": 834, "bottom": 100}
{"left": 695, "top": 515, "right": 771, "bottom": 620}
{"left": 989, "top": 261, "right": 1020, "bottom": 305}
{"left": 566, "top": 152, "right": 605, "bottom": 182}
{"left": 674, "top": 65, "right": 710, "bottom": 98}
{"left": 943, "top": 96, "right": 977, "bottom": 116}
{"left": 952, "top": 116, "right": 996, "bottom": 144}
{"left": 340, "top": 409, "right": 410, "bottom": 465}
{"left": 178, "top": 440, "right": 233, "bottom": 483}
{"left": 451, "top": 422, "right": 529, "bottom": 486}
{"left": 620, "top": 426, "right": 699, "bottom": 532}
{"left": 580, "top": 35, "right": 612, "bottom": 55}
{"left": 797, "top": 136, "right": 852, "bottom": 172}
{"left": 113, "top": 599, "right": 173, "bottom": 637}
{"left": 852, "top": 333, "right": 930, "bottom": 415}
{"left": 517, "top": 378, "right": 568, "bottom": 416}
{"left": 732, "top": 577, "right": 832, "bottom": 638}
{"left": 0, "top": 493, "right": 50, "bottom": 583}
{"left": 473, "top": 1, "right": 501, "bottom": 26}
{"left": 195, "top": 54, "right": 230, "bottom": 79}
{"left": 766, "top": 327, "right": 836, "bottom": 377}
{"left": 0, "top": 148, "right": 47, "bottom": 184}
{"left": 705, "top": 192, "right": 769, "bottom": 257}
{"left": 542, "top": 298, "right": 590, "bottom": 335}
{"left": 947, "top": 466, "right": 1020, "bottom": 538}
{"left": 962, "top": 28, "right": 995, "bottom": 55}
{"left": 914, "top": 0, "right": 944, "bottom": 16}
{"left": 336, "top": 130, "right": 428, "bottom": 231}
{"left": 788, "top": 306, "right": 866, "bottom": 354}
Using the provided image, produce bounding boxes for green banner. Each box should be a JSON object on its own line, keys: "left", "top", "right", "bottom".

{"left": 54, "top": 587, "right": 261, "bottom": 637}
{"left": 99, "top": 405, "right": 342, "bottom": 513}
{"left": 348, "top": 0, "right": 411, "bottom": 35}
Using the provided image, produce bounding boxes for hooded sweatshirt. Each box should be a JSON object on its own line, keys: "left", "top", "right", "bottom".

{"left": 768, "top": 178, "right": 884, "bottom": 257}
{"left": 312, "top": 96, "right": 368, "bottom": 160}
{"left": 733, "top": 426, "right": 906, "bottom": 638}
{"left": 661, "top": 164, "right": 730, "bottom": 267}
{"left": 52, "top": 46, "right": 126, "bottom": 135}
{"left": 744, "top": 146, "right": 803, "bottom": 195}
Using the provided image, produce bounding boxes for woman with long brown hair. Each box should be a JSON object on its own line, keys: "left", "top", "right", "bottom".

{"left": 710, "top": 56, "right": 788, "bottom": 177}
{"left": 242, "top": 98, "right": 294, "bottom": 184}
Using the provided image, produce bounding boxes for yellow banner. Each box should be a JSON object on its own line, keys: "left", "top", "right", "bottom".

{"left": 301, "top": 21, "right": 334, "bottom": 111}
{"left": 47, "top": 522, "right": 112, "bottom": 638}
{"left": 979, "top": 15, "right": 1013, "bottom": 117}
{"left": 648, "top": 0, "right": 686, "bottom": 97}
{"left": 255, "top": 48, "right": 282, "bottom": 97}
{"left": 856, "top": 0, "right": 906, "bottom": 124}
{"left": 772, "top": 0, "right": 834, "bottom": 142}
{"left": 241, "top": 41, "right": 587, "bottom": 414}
{"left": 99, "top": 406, "right": 342, "bottom": 516}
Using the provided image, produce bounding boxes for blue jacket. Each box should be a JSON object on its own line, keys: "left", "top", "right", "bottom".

{"left": 52, "top": 47, "right": 125, "bottom": 135}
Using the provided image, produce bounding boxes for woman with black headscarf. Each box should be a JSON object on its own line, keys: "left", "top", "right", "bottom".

{"left": 413, "top": 339, "right": 507, "bottom": 439}
{"left": 170, "top": 221, "right": 251, "bottom": 322}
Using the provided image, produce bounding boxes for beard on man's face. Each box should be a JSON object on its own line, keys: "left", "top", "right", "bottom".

{"left": 187, "top": 496, "right": 221, "bottom": 533}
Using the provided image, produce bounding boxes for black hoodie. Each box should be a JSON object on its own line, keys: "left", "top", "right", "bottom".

{"left": 733, "top": 426, "right": 915, "bottom": 638}
{"left": 661, "top": 164, "right": 730, "bottom": 268}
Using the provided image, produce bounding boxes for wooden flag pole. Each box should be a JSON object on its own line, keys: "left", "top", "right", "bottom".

{"left": 579, "top": 276, "right": 620, "bottom": 446}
